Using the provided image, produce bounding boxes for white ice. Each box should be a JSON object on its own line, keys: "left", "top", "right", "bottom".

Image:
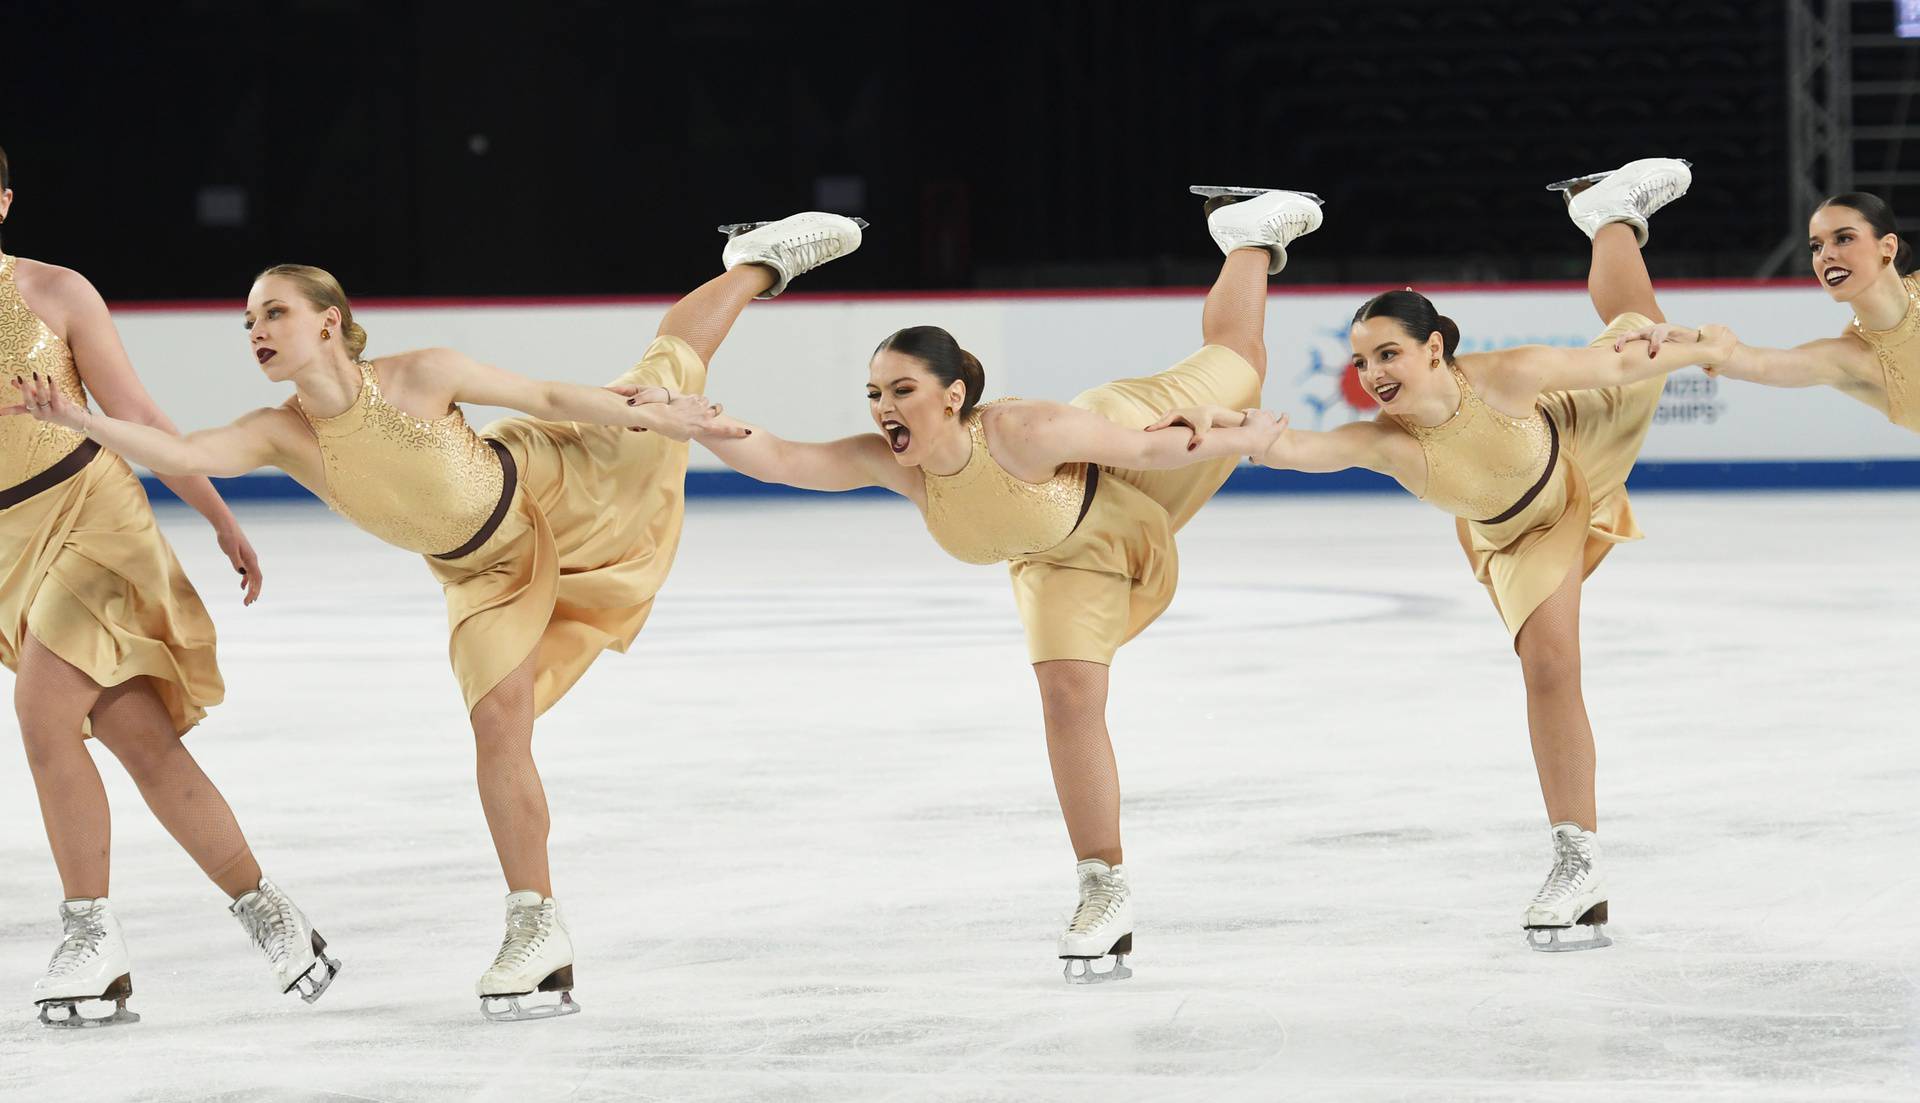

{"left": 2, "top": 490, "right": 1918, "bottom": 1101}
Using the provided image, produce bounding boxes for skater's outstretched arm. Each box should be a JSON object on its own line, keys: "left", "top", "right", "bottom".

{"left": 693, "top": 416, "right": 921, "bottom": 497}
{"left": 1148, "top": 405, "right": 1417, "bottom": 481}
{"left": 49, "top": 266, "right": 266, "bottom": 602}
{"left": 4, "top": 374, "right": 293, "bottom": 478}
{"left": 984, "top": 400, "right": 1274, "bottom": 477}
{"left": 1613, "top": 323, "right": 1877, "bottom": 393}
{"left": 1489, "top": 324, "right": 1737, "bottom": 398}
{"left": 408, "top": 348, "right": 738, "bottom": 441}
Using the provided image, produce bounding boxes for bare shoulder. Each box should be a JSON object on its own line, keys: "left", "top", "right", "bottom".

{"left": 8, "top": 258, "right": 102, "bottom": 330}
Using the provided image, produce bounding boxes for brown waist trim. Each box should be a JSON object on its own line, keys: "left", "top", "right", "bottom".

{"left": 433, "top": 439, "right": 518, "bottom": 560}
{"left": 1477, "top": 411, "right": 1559, "bottom": 526}
{"left": 0, "top": 439, "right": 101, "bottom": 511}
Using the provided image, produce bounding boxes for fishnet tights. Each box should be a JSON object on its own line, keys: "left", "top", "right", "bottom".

{"left": 1034, "top": 660, "right": 1122, "bottom": 866}
{"left": 16, "top": 635, "right": 259, "bottom": 900}
{"left": 1200, "top": 248, "right": 1273, "bottom": 383}
{"left": 1514, "top": 567, "right": 1598, "bottom": 832}
{"left": 470, "top": 649, "right": 552, "bottom": 897}
{"left": 1586, "top": 221, "right": 1667, "bottom": 325}
{"left": 656, "top": 266, "right": 775, "bottom": 367}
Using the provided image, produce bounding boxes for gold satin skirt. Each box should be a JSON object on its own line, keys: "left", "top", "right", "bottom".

{"left": 1009, "top": 344, "right": 1261, "bottom": 665}
{"left": 1459, "top": 313, "right": 1665, "bottom": 639}
{"left": 428, "top": 335, "right": 704, "bottom": 715}
{"left": 0, "top": 448, "right": 223, "bottom": 734}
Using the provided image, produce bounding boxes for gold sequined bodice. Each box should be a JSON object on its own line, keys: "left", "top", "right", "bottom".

{"left": 1391, "top": 364, "right": 1554, "bottom": 521}
{"left": 298, "top": 359, "right": 505, "bottom": 555}
{"left": 921, "top": 400, "right": 1090, "bottom": 565}
{"left": 0, "top": 255, "right": 92, "bottom": 489}
{"left": 1849, "top": 273, "right": 1920, "bottom": 431}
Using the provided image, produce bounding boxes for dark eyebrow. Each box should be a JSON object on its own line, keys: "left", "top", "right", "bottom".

{"left": 1813, "top": 226, "right": 1859, "bottom": 240}
{"left": 887, "top": 377, "right": 917, "bottom": 387}
{"left": 1371, "top": 342, "right": 1399, "bottom": 355}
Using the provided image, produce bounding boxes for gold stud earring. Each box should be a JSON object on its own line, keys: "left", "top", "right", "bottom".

{"left": 944, "top": 406, "right": 955, "bottom": 418}
{"left": 321, "top": 328, "right": 330, "bottom": 339}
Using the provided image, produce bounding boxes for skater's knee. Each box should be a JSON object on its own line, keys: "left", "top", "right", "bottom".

{"left": 1035, "top": 661, "right": 1108, "bottom": 724}
{"left": 1517, "top": 636, "right": 1581, "bottom": 696}
{"left": 97, "top": 728, "right": 178, "bottom": 786}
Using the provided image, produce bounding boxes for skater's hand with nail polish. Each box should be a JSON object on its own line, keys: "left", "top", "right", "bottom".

{"left": 0, "top": 373, "right": 88, "bottom": 430}
{"left": 216, "top": 524, "right": 264, "bottom": 605}
{"left": 604, "top": 382, "right": 674, "bottom": 406}
{"left": 1145, "top": 405, "right": 1246, "bottom": 446}
{"left": 1613, "top": 323, "right": 1699, "bottom": 358}
{"left": 636, "top": 391, "right": 740, "bottom": 441}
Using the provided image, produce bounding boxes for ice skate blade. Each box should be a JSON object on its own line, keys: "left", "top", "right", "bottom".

{"left": 36, "top": 999, "right": 140, "bottom": 1029}
{"left": 1190, "top": 185, "right": 1325, "bottom": 206}
{"left": 1525, "top": 924, "right": 1613, "bottom": 952}
{"left": 717, "top": 217, "right": 870, "bottom": 237}
{"left": 481, "top": 991, "right": 580, "bottom": 1023}
{"left": 1062, "top": 953, "right": 1132, "bottom": 984}
{"left": 291, "top": 949, "right": 343, "bottom": 1005}
{"left": 1546, "top": 159, "right": 1694, "bottom": 192}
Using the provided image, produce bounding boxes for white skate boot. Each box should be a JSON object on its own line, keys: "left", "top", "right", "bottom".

{"left": 477, "top": 891, "right": 579, "bottom": 1022}
{"left": 1548, "top": 157, "right": 1692, "bottom": 246}
{"left": 1524, "top": 822, "right": 1612, "bottom": 952}
{"left": 231, "top": 876, "right": 341, "bottom": 1003}
{"left": 1191, "top": 185, "right": 1324, "bottom": 274}
{"left": 33, "top": 898, "right": 139, "bottom": 1028}
{"left": 718, "top": 211, "right": 868, "bottom": 299}
{"left": 1059, "top": 859, "right": 1134, "bottom": 984}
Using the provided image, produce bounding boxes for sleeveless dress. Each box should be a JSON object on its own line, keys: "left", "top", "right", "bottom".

{"left": 0, "top": 253, "right": 222, "bottom": 733}
{"left": 294, "top": 336, "right": 704, "bottom": 713}
{"left": 1847, "top": 273, "right": 1920, "bottom": 432}
{"left": 1390, "top": 313, "right": 1665, "bottom": 638}
{"left": 921, "top": 344, "right": 1260, "bottom": 664}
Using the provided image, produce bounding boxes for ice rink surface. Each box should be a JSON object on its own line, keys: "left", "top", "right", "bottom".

{"left": 2, "top": 489, "right": 1917, "bottom": 1102}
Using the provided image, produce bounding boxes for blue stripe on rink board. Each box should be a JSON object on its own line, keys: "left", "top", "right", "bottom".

{"left": 138, "top": 459, "right": 1920, "bottom": 505}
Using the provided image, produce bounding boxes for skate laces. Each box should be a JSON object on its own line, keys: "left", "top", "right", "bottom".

{"left": 488, "top": 903, "right": 550, "bottom": 974}
{"left": 1067, "top": 874, "right": 1127, "bottom": 933}
{"left": 1530, "top": 835, "right": 1595, "bottom": 905}
{"left": 46, "top": 909, "right": 107, "bottom": 978}
{"left": 1625, "top": 173, "right": 1682, "bottom": 214}
{"left": 771, "top": 228, "right": 846, "bottom": 273}
{"left": 237, "top": 885, "right": 300, "bottom": 967}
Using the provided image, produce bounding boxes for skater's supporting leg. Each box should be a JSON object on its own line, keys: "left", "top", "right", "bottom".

{"left": 89, "top": 678, "right": 262, "bottom": 899}
{"left": 15, "top": 635, "right": 110, "bottom": 899}
{"left": 470, "top": 649, "right": 552, "bottom": 897}
{"left": 654, "top": 265, "right": 776, "bottom": 366}
{"left": 1514, "top": 566, "right": 1597, "bottom": 832}
{"left": 1201, "top": 248, "right": 1273, "bottom": 383}
{"left": 1033, "top": 660, "right": 1122, "bottom": 866}
{"left": 1587, "top": 222, "right": 1665, "bottom": 325}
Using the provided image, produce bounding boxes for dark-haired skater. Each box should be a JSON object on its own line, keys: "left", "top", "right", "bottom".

{"left": 691, "top": 189, "right": 1324, "bottom": 983}
{"left": 1606, "top": 177, "right": 1920, "bottom": 434}
{"left": 1152, "top": 160, "right": 1727, "bottom": 952}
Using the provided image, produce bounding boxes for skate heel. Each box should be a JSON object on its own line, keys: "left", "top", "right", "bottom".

{"left": 36, "top": 973, "right": 140, "bottom": 1029}
{"left": 538, "top": 966, "right": 574, "bottom": 993}
{"left": 291, "top": 930, "right": 343, "bottom": 1004}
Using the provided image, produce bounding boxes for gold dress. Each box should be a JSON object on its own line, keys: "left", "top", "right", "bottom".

{"left": 1848, "top": 273, "right": 1920, "bottom": 432}
{"left": 921, "top": 344, "right": 1261, "bottom": 664}
{"left": 1391, "top": 313, "right": 1664, "bottom": 639}
{"left": 296, "top": 336, "right": 703, "bottom": 714}
{"left": 0, "top": 253, "right": 222, "bottom": 733}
